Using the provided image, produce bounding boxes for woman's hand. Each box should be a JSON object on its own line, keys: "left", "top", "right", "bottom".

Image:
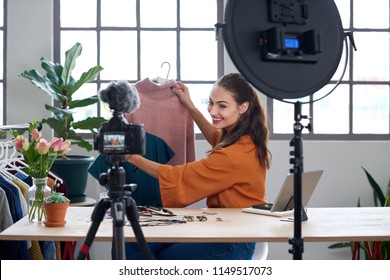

{"left": 170, "top": 81, "right": 195, "bottom": 110}
{"left": 171, "top": 81, "right": 216, "bottom": 144}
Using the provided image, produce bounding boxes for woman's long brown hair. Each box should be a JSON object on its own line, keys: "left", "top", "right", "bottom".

{"left": 211, "top": 73, "right": 271, "bottom": 169}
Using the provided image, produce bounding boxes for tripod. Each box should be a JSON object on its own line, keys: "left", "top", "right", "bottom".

{"left": 77, "top": 158, "right": 153, "bottom": 260}
{"left": 288, "top": 101, "right": 311, "bottom": 260}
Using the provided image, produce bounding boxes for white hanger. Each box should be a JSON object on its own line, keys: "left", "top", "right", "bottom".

{"left": 0, "top": 140, "right": 64, "bottom": 184}
{"left": 153, "top": 61, "right": 171, "bottom": 84}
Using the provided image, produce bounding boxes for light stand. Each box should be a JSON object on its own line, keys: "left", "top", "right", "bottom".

{"left": 288, "top": 101, "right": 311, "bottom": 260}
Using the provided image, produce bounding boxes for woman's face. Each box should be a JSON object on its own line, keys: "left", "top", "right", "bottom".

{"left": 207, "top": 85, "right": 248, "bottom": 133}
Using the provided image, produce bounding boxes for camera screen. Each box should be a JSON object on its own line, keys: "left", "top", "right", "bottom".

{"left": 103, "top": 133, "right": 125, "bottom": 152}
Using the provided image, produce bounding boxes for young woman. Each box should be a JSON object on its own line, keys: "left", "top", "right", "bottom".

{"left": 125, "top": 72, "right": 271, "bottom": 260}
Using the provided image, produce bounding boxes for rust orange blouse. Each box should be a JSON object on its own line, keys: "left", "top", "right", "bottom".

{"left": 157, "top": 132, "right": 267, "bottom": 208}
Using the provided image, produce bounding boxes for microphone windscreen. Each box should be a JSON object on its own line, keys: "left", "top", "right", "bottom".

{"left": 99, "top": 80, "right": 140, "bottom": 113}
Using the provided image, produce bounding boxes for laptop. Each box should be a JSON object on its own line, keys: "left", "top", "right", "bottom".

{"left": 242, "top": 170, "right": 323, "bottom": 217}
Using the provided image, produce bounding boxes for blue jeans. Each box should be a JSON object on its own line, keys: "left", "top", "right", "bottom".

{"left": 124, "top": 242, "right": 255, "bottom": 260}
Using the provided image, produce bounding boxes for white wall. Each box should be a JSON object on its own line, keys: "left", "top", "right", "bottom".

{"left": 6, "top": 0, "right": 390, "bottom": 260}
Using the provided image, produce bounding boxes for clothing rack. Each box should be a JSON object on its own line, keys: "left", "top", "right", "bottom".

{"left": 0, "top": 123, "right": 32, "bottom": 131}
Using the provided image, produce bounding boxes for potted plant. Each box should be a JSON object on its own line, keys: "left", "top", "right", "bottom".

{"left": 20, "top": 42, "right": 106, "bottom": 202}
{"left": 43, "top": 192, "right": 70, "bottom": 227}
{"left": 328, "top": 167, "right": 390, "bottom": 259}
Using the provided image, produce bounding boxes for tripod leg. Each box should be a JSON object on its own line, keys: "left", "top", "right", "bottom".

{"left": 77, "top": 198, "right": 110, "bottom": 260}
{"left": 111, "top": 198, "right": 126, "bottom": 260}
{"left": 125, "top": 197, "right": 154, "bottom": 260}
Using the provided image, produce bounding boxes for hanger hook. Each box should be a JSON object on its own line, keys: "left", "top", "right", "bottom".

{"left": 161, "top": 61, "right": 171, "bottom": 81}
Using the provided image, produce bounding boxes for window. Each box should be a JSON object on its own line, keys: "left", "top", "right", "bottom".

{"left": 270, "top": 0, "right": 390, "bottom": 140}
{"left": 0, "top": 0, "right": 5, "bottom": 125}
{"left": 53, "top": 0, "right": 223, "bottom": 137}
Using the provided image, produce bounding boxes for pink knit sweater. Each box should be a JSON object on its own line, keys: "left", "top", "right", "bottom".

{"left": 125, "top": 78, "right": 195, "bottom": 165}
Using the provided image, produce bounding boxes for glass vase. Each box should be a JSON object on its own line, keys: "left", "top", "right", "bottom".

{"left": 28, "top": 177, "right": 52, "bottom": 223}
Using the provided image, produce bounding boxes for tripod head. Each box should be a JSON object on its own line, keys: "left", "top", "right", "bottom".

{"left": 99, "top": 156, "right": 137, "bottom": 200}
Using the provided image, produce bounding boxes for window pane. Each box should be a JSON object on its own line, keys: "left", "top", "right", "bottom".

{"left": 273, "top": 97, "right": 310, "bottom": 134}
{"left": 181, "top": 31, "right": 218, "bottom": 80}
{"left": 334, "top": 0, "right": 350, "bottom": 29}
{"left": 180, "top": 0, "right": 217, "bottom": 28}
{"left": 313, "top": 84, "right": 350, "bottom": 134}
{"left": 101, "top": 0, "right": 136, "bottom": 27}
{"left": 61, "top": 0, "right": 96, "bottom": 27}
{"left": 188, "top": 84, "right": 214, "bottom": 134}
{"left": 354, "top": 0, "right": 389, "bottom": 28}
{"left": 353, "top": 84, "right": 389, "bottom": 134}
{"left": 100, "top": 31, "right": 138, "bottom": 80}
{"left": 73, "top": 84, "right": 99, "bottom": 132}
{"left": 140, "top": 31, "right": 177, "bottom": 79}
{"left": 140, "top": 0, "right": 176, "bottom": 27}
{"left": 61, "top": 31, "right": 98, "bottom": 79}
{"left": 353, "top": 32, "right": 389, "bottom": 81}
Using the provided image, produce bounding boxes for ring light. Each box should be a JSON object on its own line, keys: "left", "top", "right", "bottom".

{"left": 222, "top": 0, "right": 344, "bottom": 100}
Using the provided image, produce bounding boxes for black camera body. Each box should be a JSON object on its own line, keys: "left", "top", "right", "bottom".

{"left": 94, "top": 114, "right": 145, "bottom": 156}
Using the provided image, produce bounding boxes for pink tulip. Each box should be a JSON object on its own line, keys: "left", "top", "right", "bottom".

{"left": 61, "top": 140, "right": 72, "bottom": 155}
{"left": 31, "top": 128, "right": 41, "bottom": 142}
{"left": 36, "top": 139, "right": 50, "bottom": 155}
{"left": 50, "top": 137, "right": 64, "bottom": 152}
{"left": 13, "top": 135, "right": 29, "bottom": 152}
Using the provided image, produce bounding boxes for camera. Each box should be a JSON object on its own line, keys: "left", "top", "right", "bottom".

{"left": 94, "top": 116, "right": 145, "bottom": 155}
{"left": 94, "top": 80, "right": 146, "bottom": 156}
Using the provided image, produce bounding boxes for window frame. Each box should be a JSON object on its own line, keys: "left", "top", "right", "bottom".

{"left": 52, "top": 0, "right": 390, "bottom": 141}
{"left": 269, "top": 0, "right": 390, "bottom": 141}
{"left": 0, "top": 0, "right": 7, "bottom": 125}
{"left": 53, "top": 0, "right": 224, "bottom": 140}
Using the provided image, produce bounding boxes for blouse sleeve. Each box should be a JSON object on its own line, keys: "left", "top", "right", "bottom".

{"left": 157, "top": 147, "right": 239, "bottom": 207}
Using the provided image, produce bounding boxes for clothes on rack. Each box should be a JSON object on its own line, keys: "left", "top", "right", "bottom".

{"left": 0, "top": 139, "right": 61, "bottom": 260}
{"left": 0, "top": 173, "right": 29, "bottom": 259}
{"left": 125, "top": 78, "right": 195, "bottom": 165}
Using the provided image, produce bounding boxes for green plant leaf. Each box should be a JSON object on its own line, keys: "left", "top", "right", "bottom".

{"left": 20, "top": 70, "right": 58, "bottom": 97}
{"left": 44, "top": 104, "right": 73, "bottom": 120}
{"left": 42, "top": 118, "right": 68, "bottom": 138}
{"left": 72, "top": 117, "right": 106, "bottom": 131}
{"left": 19, "top": 42, "right": 104, "bottom": 152}
{"left": 62, "top": 42, "right": 82, "bottom": 88}
{"left": 40, "top": 58, "right": 63, "bottom": 91}
{"left": 328, "top": 242, "right": 351, "bottom": 249}
{"left": 362, "top": 167, "right": 386, "bottom": 206}
{"left": 69, "top": 138, "right": 93, "bottom": 151}
{"left": 69, "top": 95, "right": 99, "bottom": 109}
{"left": 385, "top": 179, "right": 390, "bottom": 207}
{"left": 67, "top": 65, "right": 103, "bottom": 97}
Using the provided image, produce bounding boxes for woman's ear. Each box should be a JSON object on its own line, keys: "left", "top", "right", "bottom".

{"left": 239, "top": 102, "right": 249, "bottom": 114}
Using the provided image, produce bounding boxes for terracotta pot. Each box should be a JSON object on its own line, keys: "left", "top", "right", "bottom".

{"left": 43, "top": 202, "right": 69, "bottom": 227}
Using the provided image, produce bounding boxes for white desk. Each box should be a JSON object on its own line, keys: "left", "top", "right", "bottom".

{"left": 1, "top": 207, "right": 389, "bottom": 243}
